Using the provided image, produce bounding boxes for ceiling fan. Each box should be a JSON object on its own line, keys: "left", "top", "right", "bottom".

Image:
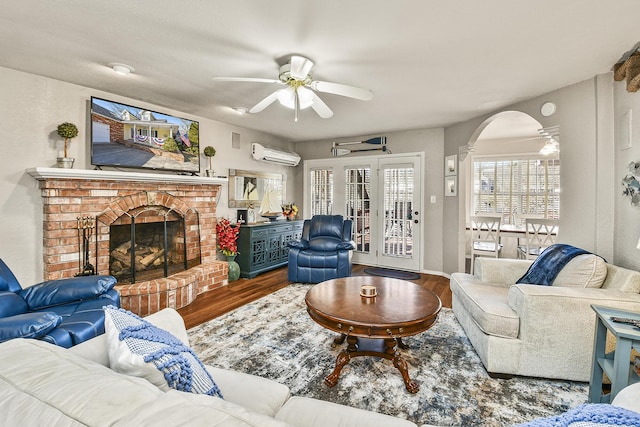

{"left": 213, "top": 55, "right": 374, "bottom": 122}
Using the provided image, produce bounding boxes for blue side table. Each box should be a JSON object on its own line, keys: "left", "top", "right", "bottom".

{"left": 589, "top": 305, "right": 640, "bottom": 403}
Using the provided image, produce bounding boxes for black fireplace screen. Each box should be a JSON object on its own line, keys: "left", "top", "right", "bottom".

{"left": 109, "top": 207, "right": 201, "bottom": 284}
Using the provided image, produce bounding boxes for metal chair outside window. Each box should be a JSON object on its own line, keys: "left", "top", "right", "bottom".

{"left": 517, "top": 218, "right": 558, "bottom": 260}
{"left": 470, "top": 215, "right": 503, "bottom": 274}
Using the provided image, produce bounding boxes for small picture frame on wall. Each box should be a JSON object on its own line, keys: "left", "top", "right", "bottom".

{"left": 445, "top": 176, "right": 457, "bottom": 197}
{"left": 445, "top": 154, "right": 457, "bottom": 176}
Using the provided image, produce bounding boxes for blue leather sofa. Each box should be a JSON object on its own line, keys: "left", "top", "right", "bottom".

{"left": 0, "top": 258, "right": 119, "bottom": 348}
{"left": 287, "top": 215, "right": 356, "bottom": 283}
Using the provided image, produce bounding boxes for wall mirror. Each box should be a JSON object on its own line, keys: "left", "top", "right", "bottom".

{"left": 228, "top": 169, "right": 285, "bottom": 209}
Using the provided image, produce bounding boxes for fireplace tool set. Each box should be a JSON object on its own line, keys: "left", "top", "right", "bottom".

{"left": 76, "top": 216, "right": 96, "bottom": 276}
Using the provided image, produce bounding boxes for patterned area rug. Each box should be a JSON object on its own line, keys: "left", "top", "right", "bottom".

{"left": 188, "top": 283, "right": 588, "bottom": 426}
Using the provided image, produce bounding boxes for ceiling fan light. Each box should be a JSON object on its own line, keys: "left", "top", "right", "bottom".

{"left": 297, "top": 87, "right": 314, "bottom": 109}
{"left": 277, "top": 87, "right": 314, "bottom": 110}
{"left": 277, "top": 87, "right": 295, "bottom": 109}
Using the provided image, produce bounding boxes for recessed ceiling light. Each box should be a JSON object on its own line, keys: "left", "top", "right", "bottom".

{"left": 108, "top": 63, "right": 135, "bottom": 75}
{"left": 540, "top": 102, "right": 556, "bottom": 117}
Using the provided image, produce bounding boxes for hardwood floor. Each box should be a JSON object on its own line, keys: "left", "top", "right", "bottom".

{"left": 178, "top": 264, "right": 452, "bottom": 329}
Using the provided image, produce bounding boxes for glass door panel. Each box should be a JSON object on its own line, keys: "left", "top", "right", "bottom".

{"left": 345, "top": 167, "right": 371, "bottom": 253}
{"left": 378, "top": 157, "right": 421, "bottom": 271}
{"left": 310, "top": 169, "right": 333, "bottom": 215}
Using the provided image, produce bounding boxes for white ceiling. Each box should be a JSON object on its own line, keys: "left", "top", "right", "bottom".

{"left": 1, "top": 1, "right": 637, "bottom": 142}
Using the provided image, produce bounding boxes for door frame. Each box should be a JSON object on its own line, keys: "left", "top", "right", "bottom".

{"left": 303, "top": 152, "right": 424, "bottom": 271}
{"left": 376, "top": 155, "right": 422, "bottom": 271}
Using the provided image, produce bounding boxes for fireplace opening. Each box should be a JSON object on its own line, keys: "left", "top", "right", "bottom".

{"left": 109, "top": 207, "right": 201, "bottom": 284}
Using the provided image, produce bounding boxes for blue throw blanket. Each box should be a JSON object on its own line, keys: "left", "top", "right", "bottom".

{"left": 514, "top": 403, "right": 640, "bottom": 426}
{"left": 516, "top": 244, "right": 591, "bottom": 286}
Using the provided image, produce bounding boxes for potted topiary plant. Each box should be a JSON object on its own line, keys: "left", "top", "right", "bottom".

{"left": 203, "top": 146, "right": 216, "bottom": 177}
{"left": 56, "top": 122, "right": 79, "bottom": 168}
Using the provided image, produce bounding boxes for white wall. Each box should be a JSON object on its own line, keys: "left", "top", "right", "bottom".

{"left": 294, "top": 128, "right": 445, "bottom": 273}
{"left": 0, "top": 66, "right": 294, "bottom": 284}
{"left": 613, "top": 76, "right": 640, "bottom": 270}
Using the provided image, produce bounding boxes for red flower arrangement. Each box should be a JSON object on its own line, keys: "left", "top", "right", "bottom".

{"left": 215, "top": 218, "right": 240, "bottom": 256}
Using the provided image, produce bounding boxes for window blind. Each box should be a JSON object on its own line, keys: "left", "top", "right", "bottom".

{"left": 473, "top": 158, "right": 560, "bottom": 225}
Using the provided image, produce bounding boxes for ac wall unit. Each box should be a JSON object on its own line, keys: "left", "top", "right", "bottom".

{"left": 251, "top": 143, "right": 301, "bottom": 167}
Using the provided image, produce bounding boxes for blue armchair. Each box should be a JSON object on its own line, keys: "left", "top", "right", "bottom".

{"left": 0, "top": 258, "right": 120, "bottom": 348}
{"left": 287, "top": 215, "right": 356, "bottom": 283}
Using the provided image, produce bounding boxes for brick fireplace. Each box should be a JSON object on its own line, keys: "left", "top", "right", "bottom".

{"left": 28, "top": 167, "right": 228, "bottom": 316}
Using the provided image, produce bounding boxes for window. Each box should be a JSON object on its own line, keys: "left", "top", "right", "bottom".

{"left": 473, "top": 157, "right": 560, "bottom": 225}
{"left": 310, "top": 169, "right": 333, "bottom": 216}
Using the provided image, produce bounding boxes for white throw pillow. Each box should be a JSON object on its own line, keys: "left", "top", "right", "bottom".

{"left": 553, "top": 254, "right": 607, "bottom": 288}
{"left": 103, "top": 305, "right": 223, "bottom": 398}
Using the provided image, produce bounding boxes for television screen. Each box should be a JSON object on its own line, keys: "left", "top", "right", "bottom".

{"left": 90, "top": 96, "right": 200, "bottom": 174}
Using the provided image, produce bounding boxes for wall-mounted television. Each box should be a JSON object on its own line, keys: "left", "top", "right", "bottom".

{"left": 90, "top": 96, "right": 200, "bottom": 174}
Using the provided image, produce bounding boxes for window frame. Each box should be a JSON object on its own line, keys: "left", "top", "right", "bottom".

{"left": 471, "top": 153, "right": 560, "bottom": 225}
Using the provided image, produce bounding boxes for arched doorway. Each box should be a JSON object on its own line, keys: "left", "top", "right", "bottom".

{"left": 457, "top": 111, "right": 559, "bottom": 272}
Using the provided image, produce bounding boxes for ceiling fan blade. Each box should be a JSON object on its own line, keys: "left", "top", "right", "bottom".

{"left": 310, "top": 93, "right": 333, "bottom": 118}
{"left": 212, "top": 77, "right": 281, "bottom": 84}
{"left": 289, "top": 55, "right": 314, "bottom": 80}
{"left": 310, "top": 81, "right": 374, "bottom": 101}
{"left": 249, "top": 91, "right": 280, "bottom": 113}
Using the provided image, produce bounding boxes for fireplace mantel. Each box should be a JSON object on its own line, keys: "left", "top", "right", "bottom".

{"left": 27, "top": 167, "right": 228, "bottom": 184}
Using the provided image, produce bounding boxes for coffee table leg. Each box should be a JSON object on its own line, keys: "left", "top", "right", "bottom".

{"left": 326, "top": 336, "right": 358, "bottom": 387}
{"left": 394, "top": 355, "right": 419, "bottom": 393}
{"left": 334, "top": 333, "right": 346, "bottom": 344}
{"left": 385, "top": 338, "right": 419, "bottom": 393}
{"left": 325, "top": 350, "right": 351, "bottom": 387}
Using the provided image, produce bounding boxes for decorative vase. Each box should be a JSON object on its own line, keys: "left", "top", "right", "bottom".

{"left": 205, "top": 170, "right": 215, "bottom": 177}
{"left": 226, "top": 255, "right": 240, "bottom": 282}
{"left": 56, "top": 157, "right": 75, "bottom": 168}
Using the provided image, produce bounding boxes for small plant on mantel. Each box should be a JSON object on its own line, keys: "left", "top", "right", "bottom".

{"left": 203, "top": 146, "right": 216, "bottom": 177}
{"left": 56, "top": 122, "right": 78, "bottom": 158}
{"left": 56, "top": 122, "right": 79, "bottom": 168}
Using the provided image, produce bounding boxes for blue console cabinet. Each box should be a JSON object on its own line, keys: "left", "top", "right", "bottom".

{"left": 236, "top": 220, "right": 303, "bottom": 279}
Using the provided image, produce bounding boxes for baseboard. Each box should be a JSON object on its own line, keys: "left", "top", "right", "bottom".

{"left": 421, "top": 269, "right": 450, "bottom": 279}
{"left": 355, "top": 262, "right": 449, "bottom": 279}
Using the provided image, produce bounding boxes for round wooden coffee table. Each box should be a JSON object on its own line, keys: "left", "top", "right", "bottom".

{"left": 305, "top": 276, "right": 441, "bottom": 393}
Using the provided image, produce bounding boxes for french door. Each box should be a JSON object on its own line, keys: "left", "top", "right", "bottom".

{"left": 304, "top": 154, "right": 422, "bottom": 272}
{"left": 376, "top": 156, "right": 421, "bottom": 271}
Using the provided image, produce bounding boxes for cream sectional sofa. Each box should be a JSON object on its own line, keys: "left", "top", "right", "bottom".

{"left": 1, "top": 305, "right": 640, "bottom": 426}
{"left": 450, "top": 256, "right": 640, "bottom": 382}
{"left": 0, "top": 308, "right": 417, "bottom": 427}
